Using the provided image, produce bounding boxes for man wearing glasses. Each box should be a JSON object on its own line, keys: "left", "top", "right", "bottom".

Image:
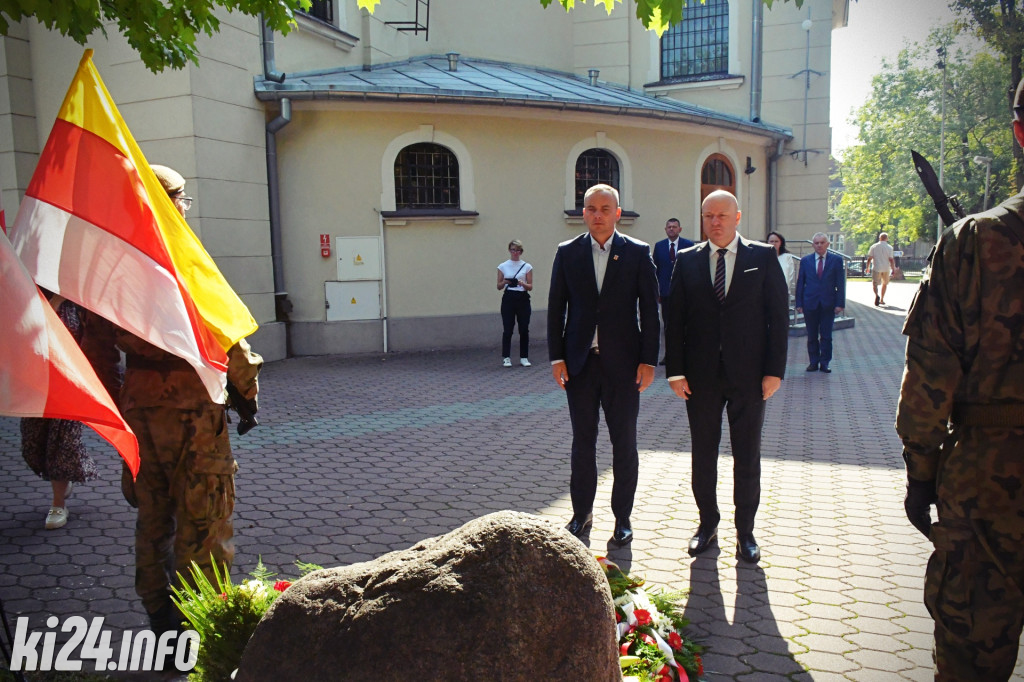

{"left": 897, "top": 78, "right": 1024, "bottom": 680}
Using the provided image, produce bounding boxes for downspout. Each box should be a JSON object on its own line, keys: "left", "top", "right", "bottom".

{"left": 261, "top": 17, "right": 292, "bottom": 353}
{"left": 767, "top": 139, "right": 785, "bottom": 233}
{"left": 750, "top": 0, "right": 763, "bottom": 122}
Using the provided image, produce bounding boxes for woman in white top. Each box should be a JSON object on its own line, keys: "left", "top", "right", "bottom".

{"left": 767, "top": 231, "right": 799, "bottom": 298}
{"left": 496, "top": 239, "right": 533, "bottom": 367}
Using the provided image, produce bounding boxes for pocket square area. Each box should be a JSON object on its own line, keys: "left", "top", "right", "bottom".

{"left": 744, "top": 267, "right": 758, "bottom": 272}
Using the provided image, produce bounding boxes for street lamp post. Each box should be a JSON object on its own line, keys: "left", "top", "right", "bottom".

{"left": 973, "top": 155, "right": 992, "bottom": 210}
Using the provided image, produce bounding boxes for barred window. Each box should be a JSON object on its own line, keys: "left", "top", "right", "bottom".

{"left": 701, "top": 156, "right": 734, "bottom": 187}
{"left": 574, "top": 149, "right": 620, "bottom": 209}
{"left": 394, "top": 143, "right": 460, "bottom": 210}
{"left": 303, "top": 0, "right": 334, "bottom": 23}
{"left": 660, "top": 0, "right": 728, "bottom": 80}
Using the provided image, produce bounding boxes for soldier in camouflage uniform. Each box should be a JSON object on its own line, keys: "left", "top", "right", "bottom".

{"left": 896, "top": 79, "right": 1024, "bottom": 680}
{"left": 119, "top": 165, "right": 263, "bottom": 635}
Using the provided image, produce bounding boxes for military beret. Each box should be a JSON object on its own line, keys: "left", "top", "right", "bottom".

{"left": 150, "top": 165, "right": 185, "bottom": 195}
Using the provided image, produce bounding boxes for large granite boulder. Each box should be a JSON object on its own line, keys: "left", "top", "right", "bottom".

{"left": 235, "top": 510, "right": 621, "bottom": 681}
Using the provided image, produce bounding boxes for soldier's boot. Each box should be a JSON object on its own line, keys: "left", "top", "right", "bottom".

{"left": 147, "top": 601, "right": 185, "bottom": 673}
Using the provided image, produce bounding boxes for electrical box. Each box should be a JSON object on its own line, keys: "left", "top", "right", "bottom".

{"left": 336, "top": 237, "right": 382, "bottom": 281}
{"left": 325, "top": 281, "right": 381, "bottom": 321}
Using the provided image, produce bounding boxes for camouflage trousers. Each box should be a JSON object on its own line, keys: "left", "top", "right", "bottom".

{"left": 925, "top": 518, "right": 1024, "bottom": 681}
{"left": 125, "top": 403, "right": 237, "bottom": 615}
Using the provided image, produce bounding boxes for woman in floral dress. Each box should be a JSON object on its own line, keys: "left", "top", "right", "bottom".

{"left": 21, "top": 293, "right": 98, "bottom": 529}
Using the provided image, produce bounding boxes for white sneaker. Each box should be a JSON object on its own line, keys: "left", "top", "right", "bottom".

{"left": 502, "top": 357, "right": 512, "bottom": 367}
{"left": 520, "top": 358, "right": 531, "bottom": 367}
{"left": 45, "top": 507, "right": 68, "bottom": 530}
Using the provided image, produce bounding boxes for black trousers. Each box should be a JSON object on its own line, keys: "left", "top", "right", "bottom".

{"left": 500, "top": 290, "right": 531, "bottom": 358}
{"left": 564, "top": 351, "right": 639, "bottom": 521}
{"left": 685, "top": 362, "right": 765, "bottom": 535}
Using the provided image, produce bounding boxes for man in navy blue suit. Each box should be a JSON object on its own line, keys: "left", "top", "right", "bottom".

{"left": 796, "top": 232, "right": 846, "bottom": 373}
{"left": 548, "top": 184, "right": 660, "bottom": 546}
{"left": 653, "top": 218, "right": 694, "bottom": 364}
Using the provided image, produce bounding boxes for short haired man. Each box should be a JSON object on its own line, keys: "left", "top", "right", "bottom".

{"left": 866, "top": 232, "right": 895, "bottom": 306}
{"left": 653, "top": 218, "right": 694, "bottom": 364}
{"left": 795, "top": 232, "right": 846, "bottom": 373}
{"left": 548, "top": 184, "right": 660, "bottom": 546}
{"left": 664, "top": 190, "right": 789, "bottom": 563}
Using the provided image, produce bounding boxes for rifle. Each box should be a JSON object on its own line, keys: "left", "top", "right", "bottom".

{"left": 912, "top": 150, "right": 966, "bottom": 228}
{"left": 226, "top": 381, "right": 259, "bottom": 436}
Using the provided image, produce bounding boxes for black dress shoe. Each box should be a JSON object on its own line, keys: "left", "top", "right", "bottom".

{"left": 687, "top": 526, "right": 717, "bottom": 556}
{"left": 820, "top": 365, "right": 831, "bottom": 373}
{"left": 737, "top": 534, "right": 761, "bottom": 563}
{"left": 806, "top": 363, "right": 818, "bottom": 372}
{"left": 611, "top": 518, "right": 633, "bottom": 546}
{"left": 565, "top": 513, "right": 593, "bottom": 538}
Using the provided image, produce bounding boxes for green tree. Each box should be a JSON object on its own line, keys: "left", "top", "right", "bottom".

{"left": 951, "top": 0, "right": 1024, "bottom": 187}
{"left": 0, "top": 0, "right": 311, "bottom": 72}
{"left": 833, "top": 32, "right": 1011, "bottom": 253}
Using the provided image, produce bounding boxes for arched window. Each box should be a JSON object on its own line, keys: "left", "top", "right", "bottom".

{"left": 574, "top": 149, "right": 620, "bottom": 209}
{"left": 700, "top": 154, "right": 736, "bottom": 240}
{"left": 394, "top": 143, "right": 460, "bottom": 209}
{"left": 660, "top": 0, "right": 729, "bottom": 80}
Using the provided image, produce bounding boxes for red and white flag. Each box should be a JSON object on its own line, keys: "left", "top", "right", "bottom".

{"left": 0, "top": 223, "right": 139, "bottom": 475}
{"left": 9, "top": 49, "right": 257, "bottom": 402}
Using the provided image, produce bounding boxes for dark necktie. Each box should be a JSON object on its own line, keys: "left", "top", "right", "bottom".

{"left": 670, "top": 241, "right": 676, "bottom": 262}
{"left": 714, "top": 248, "right": 727, "bottom": 302}
{"left": 817, "top": 256, "right": 824, "bottom": 278}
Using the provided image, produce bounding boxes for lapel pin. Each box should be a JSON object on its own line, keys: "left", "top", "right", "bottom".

{"left": 613, "top": 255, "right": 619, "bottom": 261}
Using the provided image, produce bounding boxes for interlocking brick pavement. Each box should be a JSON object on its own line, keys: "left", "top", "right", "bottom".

{"left": 2, "top": 280, "right": 1023, "bottom": 680}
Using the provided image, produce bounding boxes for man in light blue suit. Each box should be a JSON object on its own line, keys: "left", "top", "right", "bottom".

{"left": 795, "top": 232, "right": 845, "bottom": 373}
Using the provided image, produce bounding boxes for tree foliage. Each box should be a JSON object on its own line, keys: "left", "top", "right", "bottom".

{"left": 950, "top": 0, "right": 1024, "bottom": 187}
{"left": 358, "top": 0, "right": 806, "bottom": 35}
{"left": 833, "top": 31, "right": 1013, "bottom": 253}
{"left": 0, "top": 0, "right": 310, "bottom": 72}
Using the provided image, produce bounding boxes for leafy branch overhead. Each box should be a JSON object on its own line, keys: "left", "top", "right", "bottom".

{"left": 0, "top": 0, "right": 312, "bottom": 72}
{"left": 357, "top": 0, "right": 805, "bottom": 35}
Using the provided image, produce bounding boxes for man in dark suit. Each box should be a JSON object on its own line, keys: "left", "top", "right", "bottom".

{"left": 548, "top": 184, "right": 660, "bottom": 546}
{"left": 664, "top": 189, "right": 788, "bottom": 563}
{"left": 795, "top": 232, "right": 846, "bottom": 373}
{"left": 653, "top": 218, "right": 694, "bottom": 364}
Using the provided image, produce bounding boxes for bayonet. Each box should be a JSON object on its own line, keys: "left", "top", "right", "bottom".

{"left": 912, "top": 150, "right": 966, "bottom": 228}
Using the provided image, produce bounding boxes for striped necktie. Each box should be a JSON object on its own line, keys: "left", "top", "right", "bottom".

{"left": 817, "top": 256, "right": 824, "bottom": 278}
{"left": 714, "top": 248, "right": 727, "bottom": 302}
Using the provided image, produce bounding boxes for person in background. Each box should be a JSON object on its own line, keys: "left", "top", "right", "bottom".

{"left": 795, "top": 232, "right": 845, "bottom": 373}
{"left": 653, "top": 218, "right": 694, "bottom": 364}
{"left": 21, "top": 292, "right": 97, "bottom": 530}
{"left": 497, "top": 239, "right": 533, "bottom": 367}
{"left": 766, "top": 231, "right": 799, "bottom": 300}
{"left": 866, "top": 231, "right": 896, "bottom": 306}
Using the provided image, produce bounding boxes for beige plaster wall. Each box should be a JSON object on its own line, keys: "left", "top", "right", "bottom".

{"left": 275, "top": 103, "right": 772, "bottom": 339}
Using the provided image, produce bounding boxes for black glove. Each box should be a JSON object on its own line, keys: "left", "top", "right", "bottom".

{"left": 904, "top": 478, "right": 937, "bottom": 538}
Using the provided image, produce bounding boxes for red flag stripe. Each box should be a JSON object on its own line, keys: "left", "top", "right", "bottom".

{"left": 27, "top": 119, "right": 173, "bottom": 272}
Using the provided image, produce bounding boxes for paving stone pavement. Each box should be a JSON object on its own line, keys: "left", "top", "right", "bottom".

{"left": 1, "top": 280, "right": 1022, "bottom": 681}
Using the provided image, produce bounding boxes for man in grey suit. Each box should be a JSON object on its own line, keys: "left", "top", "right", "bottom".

{"left": 664, "top": 190, "right": 789, "bottom": 563}
{"left": 548, "top": 184, "right": 660, "bottom": 546}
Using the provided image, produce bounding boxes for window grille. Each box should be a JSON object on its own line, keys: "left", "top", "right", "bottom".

{"left": 660, "top": 0, "right": 728, "bottom": 80}
{"left": 574, "top": 149, "right": 620, "bottom": 209}
{"left": 701, "top": 158, "right": 734, "bottom": 187}
{"left": 394, "top": 143, "right": 460, "bottom": 209}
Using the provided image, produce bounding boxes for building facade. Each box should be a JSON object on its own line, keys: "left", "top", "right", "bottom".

{"left": 0, "top": 0, "right": 848, "bottom": 359}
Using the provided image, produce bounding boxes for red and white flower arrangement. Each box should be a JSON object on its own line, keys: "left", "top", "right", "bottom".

{"left": 598, "top": 556, "right": 704, "bottom": 682}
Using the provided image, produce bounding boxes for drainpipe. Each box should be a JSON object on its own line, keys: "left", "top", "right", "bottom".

{"left": 750, "top": 0, "right": 763, "bottom": 122}
{"left": 261, "top": 17, "right": 292, "bottom": 345}
{"left": 767, "top": 139, "right": 785, "bottom": 233}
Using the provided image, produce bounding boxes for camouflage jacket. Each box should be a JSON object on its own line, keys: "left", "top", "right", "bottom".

{"left": 117, "top": 331, "right": 262, "bottom": 412}
{"left": 895, "top": 191, "right": 1024, "bottom": 482}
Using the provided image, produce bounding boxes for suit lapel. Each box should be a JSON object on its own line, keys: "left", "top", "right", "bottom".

{"left": 693, "top": 242, "right": 714, "bottom": 299}
{"left": 575, "top": 234, "right": 599, "bottom": 297}
{"left": 600, "top": 232, "right": 624, "bottom": 300}
{"left": 727, "top": 239, "right": 753, "bottom": 301}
